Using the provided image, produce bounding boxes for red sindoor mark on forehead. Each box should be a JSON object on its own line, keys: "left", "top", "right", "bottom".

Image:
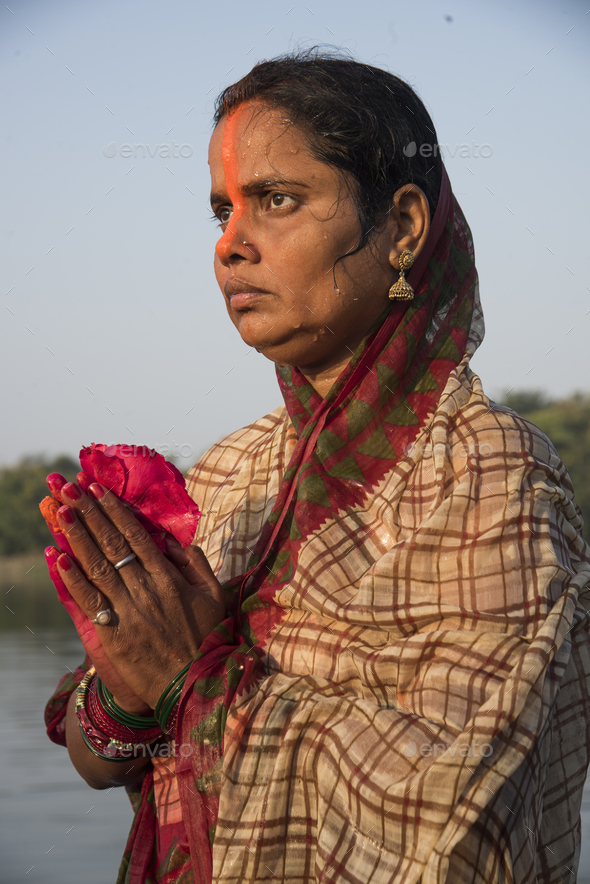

{"left": 218, "top": 107, "right": 249, "bottom": 248}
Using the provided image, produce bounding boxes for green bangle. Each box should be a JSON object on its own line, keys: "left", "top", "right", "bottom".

{"left": 154, "top": 661, "right": 193, "bottom": 732}
{"left": 97, "top": 678, "right": 158, "bottom": 729}
{"left": 154, "top": 661, "right": 192, "bottom": 719}
{"left": 155, "top": 685, "right": 186, "bottom": 733}
{"left": 96, "top": 677, "right": 159, "bottom": 730}
{"left": 158, "top": 685, "right": 182, "bottom": 732}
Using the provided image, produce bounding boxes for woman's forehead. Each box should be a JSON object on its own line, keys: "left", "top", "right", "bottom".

{"left": 208, "top": 103, "right": 305, "bottom": 174}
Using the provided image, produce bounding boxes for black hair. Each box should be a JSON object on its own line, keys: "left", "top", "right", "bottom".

{"left": 213, "top": 46, "right": 443, "bottom": 258}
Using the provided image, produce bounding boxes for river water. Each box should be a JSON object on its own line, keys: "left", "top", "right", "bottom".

{"left": 2, "top": 621, "right": 590, "bottom": 882}
{"left": 0, "top": 628, "right": 131, "bottom": 884}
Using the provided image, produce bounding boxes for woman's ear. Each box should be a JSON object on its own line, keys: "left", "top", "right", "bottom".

{"left": 387, "top": 184, "right": 431, "bottom": 271}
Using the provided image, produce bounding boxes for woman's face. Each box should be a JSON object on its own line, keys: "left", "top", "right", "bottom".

{"left": 209, "top": 101, "right": 429, "bottom": 386}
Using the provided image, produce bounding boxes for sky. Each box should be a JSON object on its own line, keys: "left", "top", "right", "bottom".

{"left": 1, "top": 0, "right": 589, "bottom": 470}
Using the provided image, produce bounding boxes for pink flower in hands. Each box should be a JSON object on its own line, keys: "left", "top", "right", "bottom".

{"left": 40, "top": 444, "right": 201, "bottom": 710}
{"left": 79, "top": 443, "right": 200, "bottom": 548}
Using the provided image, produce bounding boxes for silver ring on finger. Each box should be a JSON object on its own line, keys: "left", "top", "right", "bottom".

{"left": 113, "top": 553, "right": 137, "bottom": 570}
{"left": 90, "top": 609, "right": 112, "bottom": 626}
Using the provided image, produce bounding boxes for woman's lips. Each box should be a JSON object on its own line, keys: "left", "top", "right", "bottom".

{"left": 229, "top": 291, "right": 270, "bottom": 310}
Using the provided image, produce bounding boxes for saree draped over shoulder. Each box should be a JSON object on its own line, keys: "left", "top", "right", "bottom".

{"left": 45, "top": 167, "right": 590, "bottom": 884}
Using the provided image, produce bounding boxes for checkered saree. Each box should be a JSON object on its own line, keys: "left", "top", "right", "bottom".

{"left": 45, "top": 168, "right": 590, "bottom": 883}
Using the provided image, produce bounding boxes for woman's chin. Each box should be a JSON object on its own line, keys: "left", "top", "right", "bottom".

{"left": 234, "top": 316, "right": 327, "bottom": 367}
{"left": 235, "top": 317, "right": 287, "bottom": 357}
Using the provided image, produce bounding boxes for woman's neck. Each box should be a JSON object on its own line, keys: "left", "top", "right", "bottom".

{"left": 299, "top": 352, "right": 353, "bottom": 399}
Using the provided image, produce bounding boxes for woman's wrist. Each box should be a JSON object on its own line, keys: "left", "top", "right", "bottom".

{"left": 66, "top": 692, "right": 151, "bottom": 790}
{"left": 75, "top": 668, "right": 163, "bottom": 763}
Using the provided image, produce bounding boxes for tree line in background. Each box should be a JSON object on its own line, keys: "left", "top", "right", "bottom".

{"left": 1, "top": 391, "right": 589, "bottom": 558}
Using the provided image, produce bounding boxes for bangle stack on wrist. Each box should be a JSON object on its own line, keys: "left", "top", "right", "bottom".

{"left": 75, "top": 661, "right": 195, "bottom": 760}
{"left": 75, "top": 667, "right": 162, "bottom": 762}
{"left": 94, "top": 678, "right": 160, "bottom": 733}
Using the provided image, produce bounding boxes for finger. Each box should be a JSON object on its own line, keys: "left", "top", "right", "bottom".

{"left": 165, "top": 538, "right": 194, "bottom": 573}
{"left": 56, "top": 552, "right": 116, "bottom": 628}
{"left": 56, "top": 501, "right": 134, "bottom": 602}
{"left": 61, "top": 481, "right": 143, "bottom": 573}
{"left": 165, "top": 538, "right": 224, "bottom": 604}
{"left": 87, "top": 483, "right": 170, "bottom": 575}
{"left": 46, "top": 472, "right": 68, "bottom": 501}
{"left": 163, "top": 535, "right": 189, "bottom": 569}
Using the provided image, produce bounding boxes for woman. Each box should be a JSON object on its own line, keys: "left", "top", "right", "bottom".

{"left": 44, "top": 50, "right": 590, "bottom": 883}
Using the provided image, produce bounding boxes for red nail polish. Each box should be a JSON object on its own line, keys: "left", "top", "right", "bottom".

{"left": 58, "top": 553, "right": 72, "bottom": 571}
{"left": 47, "top": 473, "right": 67, "bottom": 501}
{"left": 57, "top": 505, "right": 76, "bottom": 525}
{"left": 88, "top": 483, "right": 105, "bottom": 500}
{"left": 63, "top": 482, "right": 82, "bottom": 501}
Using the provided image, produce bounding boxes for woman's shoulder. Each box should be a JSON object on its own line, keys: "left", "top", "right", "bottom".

{"left": 439, "top": 365, "right": 562, "bottom": 468}
{"left": 433, "top": 369, "right": 579, "bottom": 520}
{"left": 184, "top": 404, "right": 289, "bottom": 507}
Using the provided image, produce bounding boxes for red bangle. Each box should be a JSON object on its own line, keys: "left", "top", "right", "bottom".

{"left": 75, "top": 666, "right": 160, "bottom": 761}
{"left": 88, "top": 676, "right": 161, "bottom": 743}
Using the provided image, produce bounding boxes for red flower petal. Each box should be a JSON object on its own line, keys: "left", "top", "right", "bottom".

{"left": 80, "top": 445, "right": 126, "bottom": 496}
{"left": 77, "top": 471, "right": 93, "bottom": 493}
{"left": 135, "top": 481, "right": 201, "bottom": 547}
{"left": 122, "top": 450, "right": 179, "bottom": 503}
{"left": 77, "top": 443, "right": 200, "bottom": 547}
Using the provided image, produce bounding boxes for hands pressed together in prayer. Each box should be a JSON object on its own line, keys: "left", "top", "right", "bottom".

{"left": 51, "top": 480, "right": 225, "bottom": 715}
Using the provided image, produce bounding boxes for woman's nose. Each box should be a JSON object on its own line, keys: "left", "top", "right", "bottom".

{"left": 215, "top": 223, "right": 261, "bottom": 265}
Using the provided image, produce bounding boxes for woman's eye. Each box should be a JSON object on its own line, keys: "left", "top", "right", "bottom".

{"left": 219, "top": 207, "right": 232, "bottom": 224}
{"left": 269, "top": 193, "right": 295, "bottom": 208}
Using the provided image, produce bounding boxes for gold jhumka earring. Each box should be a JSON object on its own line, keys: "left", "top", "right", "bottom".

{"left": 388, "top": 249, "right": 415, "bottom": 301}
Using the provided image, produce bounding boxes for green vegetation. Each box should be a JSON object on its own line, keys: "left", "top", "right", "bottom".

{"left": 499, "top": 391, "right": 590, "bottom": 539}
{"left": 0, "top": 455, "right": 80, "bottom": 628}
{"left": 0, "top": 551, "right": 75, "bottom": 629}
{"left": 0, "top": 454, "right": 79, "bottom": 557}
